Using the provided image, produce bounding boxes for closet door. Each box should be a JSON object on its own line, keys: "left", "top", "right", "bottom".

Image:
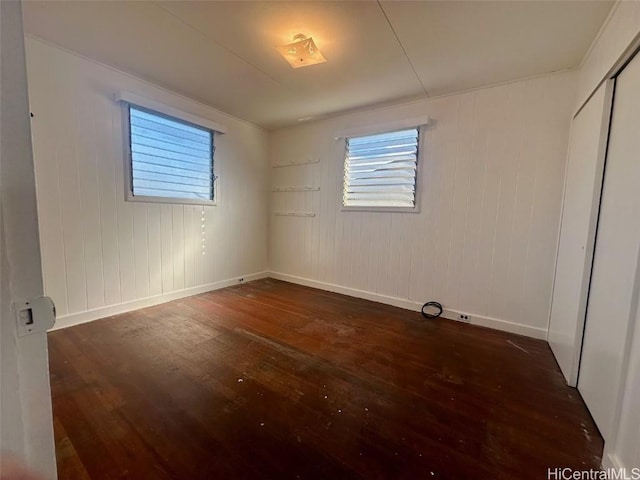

{"left": 578, "top": 52, "right": 640, "bottom": 441}
{"left": 548, "top": 81, "right": 613, "bottom": 386}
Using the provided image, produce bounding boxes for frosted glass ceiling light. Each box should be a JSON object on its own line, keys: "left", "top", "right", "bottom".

{"left": 277, "top": 34, "right": 326, "bottom": 68}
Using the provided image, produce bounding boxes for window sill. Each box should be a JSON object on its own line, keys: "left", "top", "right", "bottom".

{"left": 341, "top": 206, "right": 420, "bottom": 214}
{"left": 126, "top": 193, "right": 216, "bottom": 207}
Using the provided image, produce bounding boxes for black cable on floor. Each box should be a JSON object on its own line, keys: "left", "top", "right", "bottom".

{"left": 421, "top": 301, "right": 443, "bottom": 319}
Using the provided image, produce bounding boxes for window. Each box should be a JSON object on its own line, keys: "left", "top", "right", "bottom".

{"left": 343, "top": 127, "right": 420, "bottom": 210}
{"left": 125, "top": 103, "right": 216, "bottom": 204}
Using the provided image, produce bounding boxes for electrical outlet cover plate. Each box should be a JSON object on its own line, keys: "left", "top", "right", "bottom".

{"left": 14, "top": 296, "right": 56, "bottom": 337}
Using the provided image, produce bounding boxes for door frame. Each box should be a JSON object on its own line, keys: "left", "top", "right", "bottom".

{"left": 0, "top": 0, "right": 57, "bottom": 477}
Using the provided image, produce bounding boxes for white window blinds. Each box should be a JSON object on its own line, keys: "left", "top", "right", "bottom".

{"left": 128, "top": 104, "right": 215, "bottom": 202}
{"left": 343, "top": 128, "right": 419, "bottom": 208}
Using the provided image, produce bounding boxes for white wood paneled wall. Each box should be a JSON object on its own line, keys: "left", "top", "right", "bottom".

{"left": 25, "top": 38, "right": 269, "bottom": 327}
{"left": 269, "top": 71, "right": 577, "bottom": 338}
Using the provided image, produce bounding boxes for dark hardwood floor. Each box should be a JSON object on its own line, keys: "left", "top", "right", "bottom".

{"left": 48, "top": 279, "right": 602, "bottom": 479}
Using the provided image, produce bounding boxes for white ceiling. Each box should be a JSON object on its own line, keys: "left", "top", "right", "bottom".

{"left": 22, "top": 1, "right": 614, "bottom": 129}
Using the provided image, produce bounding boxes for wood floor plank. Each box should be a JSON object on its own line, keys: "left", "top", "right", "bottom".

{"left": 48, "top": 279, "right": 602, "bottom": 479}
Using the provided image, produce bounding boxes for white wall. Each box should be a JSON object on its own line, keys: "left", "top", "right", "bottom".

{"left": 24, "top": 37, "right": 270, "bottom": 329}
{"left": 1, "top": 2, "right": 56, "bottom": 477}
{"left": 576, "top": 1, "right": 640, "bottom": 112}
{"left": 569, "top": 0, "right": 640, "bottom": 471}
{"left": 269, "top": 71, "right": 577, "bottom": 339}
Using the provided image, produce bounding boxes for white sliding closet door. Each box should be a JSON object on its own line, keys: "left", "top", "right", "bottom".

{"left": 578, "top": 52, "right": 640, "bottom": 442}
{"left": 548, "top": 81, "right": 613, "bottom": 386}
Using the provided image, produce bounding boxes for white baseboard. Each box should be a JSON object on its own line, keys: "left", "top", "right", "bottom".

{"left": 51, "top": 271, "right": 269, "bottom": 331}
{"left": 52, "top": 270, "right": 547, "bottom": 341}
{"left": 268, "top": 272, "right": 547, "bottom": 340}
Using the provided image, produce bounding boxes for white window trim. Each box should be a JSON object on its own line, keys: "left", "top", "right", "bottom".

{"left": 115, "top": 91, "right": 228, "bottom": 134}
{"left": 117, "top": 92, "right": 227, "bottom": 206}
{"left": 333, "top": 114, "right": 430, "bottom": 140}
{"left": 340, "top": 123, "right": 427, "bottom": 214}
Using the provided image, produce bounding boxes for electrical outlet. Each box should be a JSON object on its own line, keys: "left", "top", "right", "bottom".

{"left": 457, "top": 313, "right": 470, "bottom": 322}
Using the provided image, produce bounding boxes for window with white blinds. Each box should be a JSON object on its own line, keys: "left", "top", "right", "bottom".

{"left": 126, "top": 104, "right": 215, "bottom": 203}
{"left": 343, "top": 127, "right": 420, "bottom": 209}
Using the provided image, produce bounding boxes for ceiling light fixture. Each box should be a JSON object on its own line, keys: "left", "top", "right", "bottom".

{"left": 277, "top": 34, "right": 326, "bottom": 69}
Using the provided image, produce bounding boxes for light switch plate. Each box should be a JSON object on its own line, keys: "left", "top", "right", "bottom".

{"left": 14, "top": 296, "right": 56, "bottom": 336}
